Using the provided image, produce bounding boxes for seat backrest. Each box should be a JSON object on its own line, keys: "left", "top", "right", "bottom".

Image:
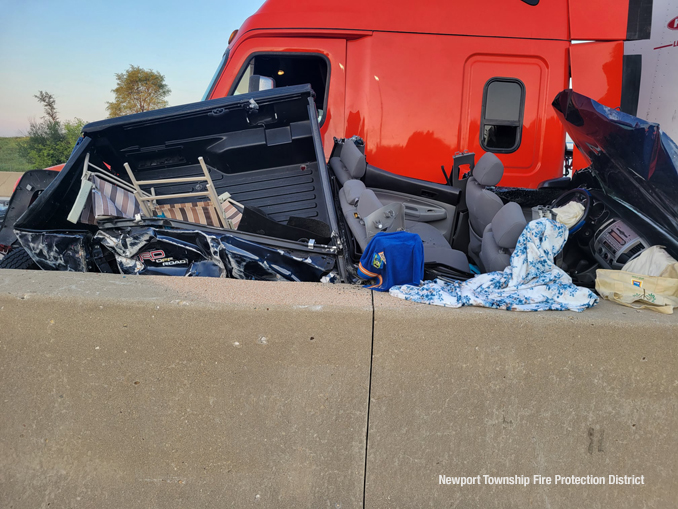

{"left": 467, "top": 153, "right": 505, "bottom": 237}
{"left": 479, "top": 201, "right": 527, "bottom": 273}
{"left": 330, "top": 139, "right": 367, "bottom": 185}
{"left": 490, "top": 202, "right": 527, "bottom": 249}
{"left": 338, "top": 180, "right": 382, "bottom": 250}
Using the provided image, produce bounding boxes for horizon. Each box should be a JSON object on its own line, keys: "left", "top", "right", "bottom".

{"left": 0, "top": 0, "right": 265, "bottom": 137}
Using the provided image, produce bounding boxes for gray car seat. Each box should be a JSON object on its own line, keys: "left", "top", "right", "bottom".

{"left": 466, "top": 153, "right": 505, "bottom": 266}
{"left": 330, "top": 139, "right": 366, "bottom": 186}
{"left": 334, "top": 140, "right": 469, "bottom": 272}
{"left": 479, "top": 201, "right": 527, "bottom": 273}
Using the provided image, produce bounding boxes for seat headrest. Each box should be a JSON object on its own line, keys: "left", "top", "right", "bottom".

{"left": 340, "top": 139, "right": 367, "bottom": 179}
{"left": 490, "top": 201, "right": 527, "bottom": 249}
{"left": 342, "top": 179, "right": 366, "bottom": 206}
{"left": 473, "top": 153, "right": 504, "bottom": 187}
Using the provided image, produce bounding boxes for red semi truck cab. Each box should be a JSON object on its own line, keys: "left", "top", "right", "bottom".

{"left": 203, "top": 0, "right": 652, "bottom": 189}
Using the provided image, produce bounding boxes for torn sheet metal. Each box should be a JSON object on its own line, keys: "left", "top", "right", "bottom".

{"left": 95, "top": 226, "right": 335, "bottom": 281}
{"left": 0, "top": 170, "right": 59, "bottom": 248}
{"left": 15, "top": 231, "right": 89, "bottom": 272}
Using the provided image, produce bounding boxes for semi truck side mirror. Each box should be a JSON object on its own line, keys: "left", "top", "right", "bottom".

{"left": 248, "top": 75, "right": 276, "bottom": 93}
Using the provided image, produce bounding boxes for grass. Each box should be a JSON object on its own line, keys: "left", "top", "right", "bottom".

{"left": 0, "top": 137, "right": 31, "bottom": 172}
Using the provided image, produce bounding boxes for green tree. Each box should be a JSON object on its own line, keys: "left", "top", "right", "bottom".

{"left": 17, "top": 91, "right": 86, "bottom": 169}
{"left": 106, "top": 65, "right": 171, "bottom": 117}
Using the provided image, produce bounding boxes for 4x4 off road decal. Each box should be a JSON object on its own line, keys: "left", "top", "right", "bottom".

{"left": 139, "top": 250, "right": 166, "bottom": 261}
{"left": 138, "top": 249, "right": 188, "bottom": 266}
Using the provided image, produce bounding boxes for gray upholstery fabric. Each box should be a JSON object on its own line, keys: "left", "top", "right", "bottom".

{"left": 339, "top": 190, "right": 369, "bottom": 249}
{"left": 336, "top": 168, "right": 469, "bottom": 272}
{"left": 473, "top": 153, "right": 504, "bottom": 187}
{"left": 407, "top": 222, "right": 469, "bottom": 272}
{"left": 341, "top": 139, "right": 367, "bottom": 179}
{"left": 466, "top": 178, "right": 504, "bottom": 239}
{"left": 330, "top": 157, "right": 351, "bottom": 186}
{"left": 340, "top": 188, "right": 383, "bottom": 250}
{"left": 357, "top": 189, "right": 383, "bottom": 219}
{"left": 365, "top": 202, "right": 405, "bottom": 241}
{"left": 467, "top": 225, "right": 482, "bottom": 266}
{"left": 342, "top": 179, "right": 366, "bottom": 206}
{"left": 329, "top": 140, "right": 367, "bottom": 186}
{"left": 478, "top": 203, "right": 526, "bottom": 273}
{"left": 466, "top": 154, "right": 505, "bottom": 266}
{"left": 491, "top": 202, "right": 527, "bottom": 249}
{"left": 406, "top": 222, "right": 449, "bottom": 249}
{"left": 480, "top": 227, "right": 512, "bottom": 273}
{"left": 422, "top": 245, "right": 470, "bottom": 273}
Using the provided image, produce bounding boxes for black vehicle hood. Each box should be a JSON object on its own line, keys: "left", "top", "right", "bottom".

{"left": 552, "top": 89, "right": 678, "bottom": 240}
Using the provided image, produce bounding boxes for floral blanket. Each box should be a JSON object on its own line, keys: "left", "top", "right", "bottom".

{"left": 390, "top": 218, "right": 598, "bottom": 312}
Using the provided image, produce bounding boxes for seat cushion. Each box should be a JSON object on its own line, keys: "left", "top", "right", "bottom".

{"left": 406, "top": 222, "right": 448, "bottom": 249}
{"left": 88, "top": 175, "right": 142, "bottom": 222}
{"left": 407, "top": 222, "right": 469, "bottom": 272}
{"left": 422, "top": 245, "right": 470, "bottom": 272}
{"left": 155, "top": 201, "right": 222, "bottom": 227}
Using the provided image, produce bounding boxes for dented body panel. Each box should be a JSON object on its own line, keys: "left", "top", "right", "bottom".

{"left": 11, "top": 85, "right": 346, "bottom": 282}
{"left": 96, "top": 225, "right": 334, "bottom": 281}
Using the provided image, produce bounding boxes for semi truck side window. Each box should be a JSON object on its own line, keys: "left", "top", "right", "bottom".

{"left": 231, "top": 53, "right": 329, "bottom": 125}
{"left": 233, "top": 61, "right": 254, "bottom": 96}
{"left": 480, "top": 78, "right": 525, "bottom": 153}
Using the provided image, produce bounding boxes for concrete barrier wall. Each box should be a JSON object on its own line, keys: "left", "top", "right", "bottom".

{"left": 0, "top": 270, "right": 677, "bottom": 508}
{"left": 0, "top": 272, "right": 373, "bottom": 508}
{"left": 367, "top": 293, "right": 678, "bottom": 508}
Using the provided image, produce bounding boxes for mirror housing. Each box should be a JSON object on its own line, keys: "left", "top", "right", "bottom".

{"left": 248, "top": 75, "right": 276, "bottom": 93}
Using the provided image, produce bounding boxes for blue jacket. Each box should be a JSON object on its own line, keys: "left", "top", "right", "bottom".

{"left": 357, "top": 231, "right": 424, "bottom": 291}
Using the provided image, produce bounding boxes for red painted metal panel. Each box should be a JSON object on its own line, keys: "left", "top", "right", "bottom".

{"left": 208, "top": 0, "right": 576, "bottom": 188}
{"left": 343, "top": 33, "right": 568, "bottom": 188}
{"left": 568, "top": 0, "right": 629, "bottom": 41}
{"left": 212, "top": 30, "right": 568, "bottom": 188}
{"left": 235, "top": 0, "right": 570, "bottom": 43}
{"left": 570, "top": 41, "right": 624, "bottom": 170}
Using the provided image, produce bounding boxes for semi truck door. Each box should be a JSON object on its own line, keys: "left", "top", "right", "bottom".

{"left": 459, "top": 53, "right": 566, "bottom": 188}
{"left": 209, "top": 37, "right": 347, "bottom": 158}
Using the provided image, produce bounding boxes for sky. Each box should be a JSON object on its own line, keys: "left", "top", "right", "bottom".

{"left": 0, "top": 0, "right": 266, "bottom": 137}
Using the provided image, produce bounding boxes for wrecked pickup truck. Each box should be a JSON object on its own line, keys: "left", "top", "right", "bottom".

{"left": 3, "top": 86, "right": 348, "bottom": 281}
{"left": 0, "top": 85, "right": 677, "bottom": 287}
